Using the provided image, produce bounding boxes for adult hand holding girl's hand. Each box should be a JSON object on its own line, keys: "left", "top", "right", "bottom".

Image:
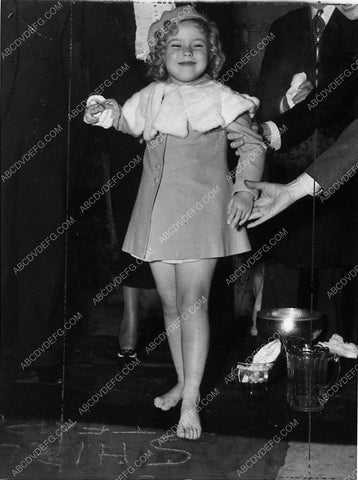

{"left": 227, "top": 120, "right": 264, "bottom": 156}
{"left": 83, "top": 95, "right": 121, "bottom": 129}
{"left": 244, "top": 179, "right": 303, "bottom": 227}
{"left": 227, "top": 191, "right": 254, "bottom": 228}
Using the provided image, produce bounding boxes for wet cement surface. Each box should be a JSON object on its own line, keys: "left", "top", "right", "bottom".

{"left": 0, "top": 293, "right": 356, "bottom": 479}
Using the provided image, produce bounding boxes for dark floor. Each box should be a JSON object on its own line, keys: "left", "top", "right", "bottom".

{"left": 0, "top": 289, "right": 357, "bottom": 479}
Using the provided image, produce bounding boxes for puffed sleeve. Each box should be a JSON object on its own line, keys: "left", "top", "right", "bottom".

{"left": 218, "top": 84, "right": 260, "bottom": 126}
{"left": 113, "top": 89, "right": 145, "bottom": 136}
{"left": 114, "top": 82, "right": 164, "bottom": 140}
{"left": 226, "top": 113, "right": 266, "bottom": 199}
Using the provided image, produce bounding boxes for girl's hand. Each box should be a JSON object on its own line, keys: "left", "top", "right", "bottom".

{"left": 227, "top": 191, "right": 254, "bottom": 228}
{"left": 83, "top": 96, "right": 121, "bottom": 129}
{"left": 102, "top": 98, "right": 121, "bottom": 120}
{"left": 84, "top": 102, "right": 106, "bottom": 125}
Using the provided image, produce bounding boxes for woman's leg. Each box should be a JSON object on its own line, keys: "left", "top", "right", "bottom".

{"left": 118, "top": 286, "right": 140, "bottom": 350}
{"left": 250, "top": 261, "right": 265, "bottom": 336}
{"left": 150, "top": 261, "right": 185, "bottom": 411}
{"left": 175, "top": 258, "right": 217, "bottom": 440}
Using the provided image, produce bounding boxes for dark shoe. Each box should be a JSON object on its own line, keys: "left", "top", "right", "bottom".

{"left": 117, "top": 348, "right": 137, "bottom": 360}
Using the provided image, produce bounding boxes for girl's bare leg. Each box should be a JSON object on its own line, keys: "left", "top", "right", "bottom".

{"left": 150, "top": 261, "right": 185, "bottom": 411}
{"left": 175, "top": 258, "right": 217, "bottom": 440}
{"left": 118, "top": 286, "right": 140, "bottom": 349}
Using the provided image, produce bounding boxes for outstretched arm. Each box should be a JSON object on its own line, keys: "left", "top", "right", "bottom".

{"left": 246, "top": 172, "right": 321, "bottom": 227}
{"left": 83, "top": 92, "right": 143, "bottom": 136}
{"left": 245, "top": 178, "right": 306, "bottom": 227}
{"left": 246, "top": 117, "right": 358, "bottom": 227}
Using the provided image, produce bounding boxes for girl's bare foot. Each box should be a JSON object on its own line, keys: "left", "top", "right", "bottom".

{"left": 176, "top": 394, "right": 201, "bottom": 440}
{"left": 154, "top": 382, "right": 184, "bottom": 411}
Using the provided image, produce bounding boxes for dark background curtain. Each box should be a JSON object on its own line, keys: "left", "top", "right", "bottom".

{"left": 1, "top": 1, "right": 309, "bottom": 374}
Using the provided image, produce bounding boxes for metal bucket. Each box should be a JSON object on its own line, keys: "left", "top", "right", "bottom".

{"left": 257, "top": 308, "right": 323, "bottom": 342}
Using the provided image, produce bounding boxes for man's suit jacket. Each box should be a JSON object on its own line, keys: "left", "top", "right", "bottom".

{"left": 307, "top": 118, "right": 358, "bottom": 191}
{"left": 2, "top": 1, "right": 71, "bottom": 368}
{"left": 308, "top": 117, "right": 358, "bottom": 265}
{"left": 261, "top": 7, "right": 358, "bottom": 151}
{"left": 257, "top": 6, "right": 341, "bottom": 121}
{"left": 254, "top": 6, "right": 358, "bottom": 267}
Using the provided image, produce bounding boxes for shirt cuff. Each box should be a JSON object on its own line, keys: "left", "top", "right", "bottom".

{"left": 279, "top": 97, "right": 285, "bottom": 114}
{"left": 265, "top": 121, "right": 282, "bottom": 150}
{"left": 279, "top": 95, "right": 290, "bottom": 114}
{"left": 294, "top": 173, "right": 322, "bottom": 197}
{"left": 286, "top": 93, "right": 296, "bottom": 110}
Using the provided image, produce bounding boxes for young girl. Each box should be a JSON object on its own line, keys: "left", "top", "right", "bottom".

{"left": 84, "top": 6, "right": 265, "bottom": 440}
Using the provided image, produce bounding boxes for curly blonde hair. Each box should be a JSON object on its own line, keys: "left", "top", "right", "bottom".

{"left": 147, "top": 18, "right": 225, "bottom": 81}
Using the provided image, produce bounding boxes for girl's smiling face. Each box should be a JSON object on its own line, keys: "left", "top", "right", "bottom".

{"left": 164, "top": 21, "right": 209, "bottom": 85}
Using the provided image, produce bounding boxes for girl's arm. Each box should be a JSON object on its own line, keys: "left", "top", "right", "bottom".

{"left": 83, "top": 95, "right": 142, "bottom": 137}
{"left": 226, "top": 113, "right": 266, "bottom": 228}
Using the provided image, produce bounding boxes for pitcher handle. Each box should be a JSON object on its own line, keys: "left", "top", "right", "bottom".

{"left": 318, "top": 355, "right": 341, "bottom": 406}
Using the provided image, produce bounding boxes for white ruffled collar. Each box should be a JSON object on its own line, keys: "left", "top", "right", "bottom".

{"left": 121, "top": 75, "right": 259, "bottom": 140}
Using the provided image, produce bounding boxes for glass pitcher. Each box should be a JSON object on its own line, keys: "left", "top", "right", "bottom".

{"left": 284, "top": 337, "right": 341, "bottom": 412}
